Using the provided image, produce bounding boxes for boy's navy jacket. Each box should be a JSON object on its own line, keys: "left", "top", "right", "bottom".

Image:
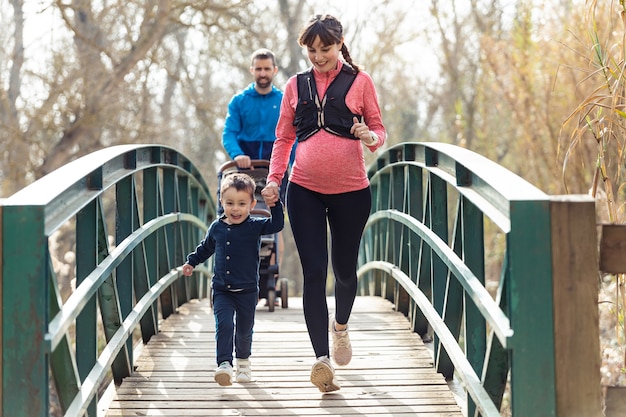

{"left": 186, "top": 201, "right": 284, "bottom": 293}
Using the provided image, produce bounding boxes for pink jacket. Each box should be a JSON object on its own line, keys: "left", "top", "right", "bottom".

{"left": 267, "top": 61, "right": 386, "bottom": 194}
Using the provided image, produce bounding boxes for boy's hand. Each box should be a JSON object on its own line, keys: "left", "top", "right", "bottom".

{"left": 182, "top": 263, "right": 194, "bottom": 276}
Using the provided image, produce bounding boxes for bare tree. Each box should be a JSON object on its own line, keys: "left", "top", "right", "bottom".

{"left": 0, "top": 0, "right": 26, "bottom": 196}
{"left": 0, "top": 0, "right": 265, "bottom": 196}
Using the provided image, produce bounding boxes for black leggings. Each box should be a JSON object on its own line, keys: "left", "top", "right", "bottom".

{"left": 286, "top": 182, "right": 371, "bottom": 359}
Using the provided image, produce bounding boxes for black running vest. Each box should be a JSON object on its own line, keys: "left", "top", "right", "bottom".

{"left": 294, "top": 65, "right": 361, "bottom": 142}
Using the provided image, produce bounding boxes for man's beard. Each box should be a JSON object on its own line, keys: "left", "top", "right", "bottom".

{"left": 256, "top": 78, "right": 272, "bottom": 89}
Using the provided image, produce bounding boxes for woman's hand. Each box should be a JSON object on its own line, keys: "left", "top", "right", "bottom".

{"left": 261, "top": 181, "right": 280, "bottom": 207}
{"left": 350, "top": 116, "right": 377, "bottom": 146}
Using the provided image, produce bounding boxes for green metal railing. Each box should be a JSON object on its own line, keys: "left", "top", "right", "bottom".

{"left": 0, "top": 145, "right": 215, "bottom": 417}
{"left": 0, "top": 142, "right": 602, "bottom": 417}
{"left": 357, "top": 142, "right": 600, "bottom": 417}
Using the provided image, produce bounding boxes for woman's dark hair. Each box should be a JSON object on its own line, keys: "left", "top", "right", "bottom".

{"left": 298, "top": 14, "right": 360, "bottom": 73}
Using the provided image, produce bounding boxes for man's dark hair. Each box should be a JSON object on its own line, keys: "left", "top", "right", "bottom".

{"left": 251, "top": 48, "right": 277, "bottom": 67}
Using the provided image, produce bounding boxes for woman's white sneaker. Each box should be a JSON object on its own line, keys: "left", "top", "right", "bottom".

{"left": 310, "top": 356, "right": 340, "bottom": 393}
{"left": 330, "top": 315, "right": 352, "bottom": 366}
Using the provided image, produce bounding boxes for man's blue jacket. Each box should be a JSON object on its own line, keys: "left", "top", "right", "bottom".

{"left": 222, "top": 83, "right": 283, "bottom": 161}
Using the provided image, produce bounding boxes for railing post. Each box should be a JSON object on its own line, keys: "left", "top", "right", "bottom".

{"left": 144, "top": 166, "right": 162, "bottom": 324}
{"left": 391, "top": 163, "right": 409, "bottom": 314}
{"left": 549, "top": 195, "right": 601, "bottom": 417}
{"left": 1, "top": 204, "right": 48, "bottom": 416}
{"left": 176, "top": 174, "right": 190, "bottom": 304}
{"left": 76, "top": 199, "right": 99, "bottom": 416}
{"left": 162, "top": 167, "right": 178, "bottom": 314}
{"left": 508, "top": 199, "right": 556, "bottom": 416}
{"left": 406, "top": 164, "right": 429, "bottom": 338}
{"left": 378, "top": 169, "right": 392, "bottom": 300}
{"left": 115, "top": 175, "right": 135, "bottom": 376}
{"left": 429, "top": 173, "right": 450, "bottom": 376}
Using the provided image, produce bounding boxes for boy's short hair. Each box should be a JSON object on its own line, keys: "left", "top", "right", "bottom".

{"left": 220, "top": 172, "right": 256, "bottom": 200}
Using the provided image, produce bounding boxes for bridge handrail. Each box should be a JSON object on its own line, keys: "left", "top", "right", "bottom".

{"left": 358, "top": 260, "right": 501, "bottom": 417}
{"left": 359, "top": 142, "right": 601, "bottom": 417}
{"left": 45, "top": 212, "right": 206, "bottom": 352}
{"left": 0, "top": 144, "right": 216, "bottom": 417}
{"left": 367, "top": 210, "right": 512, "bottom": 346}
{"left": 367, "top": 142, "right": 549, "bottom": 232}
{"left": 6, "top": 144, "right": 212, "bottom": 234}
{"left": 62, "top": 260, "right": 211, "bottom": 417}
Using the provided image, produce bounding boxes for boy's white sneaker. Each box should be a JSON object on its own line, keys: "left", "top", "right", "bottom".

{"left": 236, "top": 358, "right": 252, "bottom": 383}
{"left": 310, "top": 355, "right": 340, "bottom": 393}
{"left": 329, "top": 314, "right": 352, "bottom": 366}
{"left": 214, "top": 361, "right": 233, "bottom": 386}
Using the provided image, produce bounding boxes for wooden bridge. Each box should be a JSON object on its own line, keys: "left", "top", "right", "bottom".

{"left": 0, "top": 143, "right": 603, "bottom": 417}
{"left": 105, "top": 296, "right": 463, "bottom": 417}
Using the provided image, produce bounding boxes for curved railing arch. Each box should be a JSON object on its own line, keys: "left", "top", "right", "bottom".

{"left": 358, "top": 142, "right": 601, "bottom": 417}
{"left": 0, "top": 142, "right": 603, "bottom": 417}
{"left": 1, "top": 145, "right": 216, "bottom": 417}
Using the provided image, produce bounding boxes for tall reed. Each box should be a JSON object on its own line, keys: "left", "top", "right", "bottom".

{"left": 560, "top": 0, "right": 626, "bottom": 386}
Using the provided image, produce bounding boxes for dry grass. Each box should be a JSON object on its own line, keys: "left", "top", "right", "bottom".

{"left": 560, "top": 0, "right": 626, "bottom": 388}
{"left": 600, "top": 274, "right": 626, "bottom": 387}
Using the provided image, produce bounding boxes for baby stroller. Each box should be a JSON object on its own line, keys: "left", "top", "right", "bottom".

{"left": 216, "top": 159, "right": 288, "bottom": 312}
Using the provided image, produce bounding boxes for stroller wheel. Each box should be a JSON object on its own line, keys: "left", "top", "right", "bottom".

{"left": 267, "top": 288, "right": 276, "bottom": 312}
{"left": 280, "top": 278, "right": 288, "bottom": 309}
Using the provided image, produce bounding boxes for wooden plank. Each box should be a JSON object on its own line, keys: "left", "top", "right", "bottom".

{"left": 105, "top": 296, "right": 463, "bottom": 417}
{"left": 115, "top": 383, "right": 453, "bottom": 392}
{"left": 109, "top": 394, "right": 458, "bottom": 403}
{"left": 599, "top": 224, "right": 626, "bottom": 273}
{"left": 122, "top": 372, "right": 447, "bottom": 384}
{"left": 107, "top": 406, "right": 460, "bottom": 417}
{"left": 550, "top": 196, "right": 602, "bottom": 417}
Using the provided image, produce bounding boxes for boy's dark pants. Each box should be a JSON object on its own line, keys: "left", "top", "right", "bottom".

{"left": 213, "top": 288, "right": 258, "bottom": 365}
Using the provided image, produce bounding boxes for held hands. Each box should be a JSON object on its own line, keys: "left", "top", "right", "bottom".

{"left": 261, "top": 181, "right": 280, "bottom": 207}
{"left": 351, "top": 116, "right": 377, "bottom": 146}
{"left": 182, "top": 263, "right": 194, "bottom": 276}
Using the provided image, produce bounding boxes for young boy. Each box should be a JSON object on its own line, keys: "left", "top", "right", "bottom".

{"left": 182, "top": 172, "right": 284, "bottom": 386}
